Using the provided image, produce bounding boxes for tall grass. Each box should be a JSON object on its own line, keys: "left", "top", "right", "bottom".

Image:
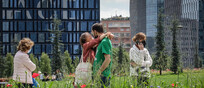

{"left": 3, "top": 69, "right": 204, "bottom": 88}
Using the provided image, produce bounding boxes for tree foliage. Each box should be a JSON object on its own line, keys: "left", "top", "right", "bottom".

{"left": 170, "top": 19, "right": 181, "bottom": 74}
{"left": 154, "top": 10, "right": 168, "bottom": 75}
{"left": 30, "top": 54, "right": 40, "bottom": 73}
{"left": 4, "top": 53, "right": 14, "bottom": 77}
{"left": 40, "top": 52, "right": 52, "bottom": 74}
{"left": 50, "top": 18, "right": 64, "bottom": 72}
{"left": 112, "top": 43, "right": 130, "bottom": 75}
{"left": 0, "top": 46, "right": 6, "bottom": 77}
{"left": 73, "top": 56, "right": 80, "bottom": 70}
{"left": 62, "top": 50, "right": 74, "bottom": 74}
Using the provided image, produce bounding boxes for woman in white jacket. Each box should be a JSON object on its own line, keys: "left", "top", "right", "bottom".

{"left": 13, "top": 38, "right": 36, "bottom": 88}
{"left": 129, "top": 32, "right": 152, "bottom": 86}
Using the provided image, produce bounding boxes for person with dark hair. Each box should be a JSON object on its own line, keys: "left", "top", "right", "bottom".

{"left": 129, "top": 32, "right": 153, "bottom": 87}
{"left": 13, "top": 38, "right": 36, "bottom": 88}
{"left": 79, "top": 32, "right": 113, "bottom": 64}
{"left": 92, "top": 23, "right": 113, "bottom": 88}
{"left": 73, "top": 30, "right": 113, "bottom": 87}
{"left": 42, "top": 72, "right": 50, "bottom": 81}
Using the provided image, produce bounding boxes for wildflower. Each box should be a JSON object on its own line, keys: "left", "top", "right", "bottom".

{"left": 150, "top": 85, "right": 153, "bottom": 87}
{"left": 130, "top": 85, "right": 133, "bottom": 88}
{"left": 81, "top": 84, "right": 86, "bottom": 88}
{"left": 32, "top": 73, "right": 40, "bottom": 78}
{"left": 157, "top": 86, "right": 160, "bottom": 88}
{"left": 172, "top": 83, "right": 178, "bottom": 87}
{"left": 7, "top": 84, "right": 12, "bottom": 87}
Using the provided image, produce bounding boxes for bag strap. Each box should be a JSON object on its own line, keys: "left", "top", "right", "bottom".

{"left": 80, "top": 47, "right": 83, "bottom": 63}
{"left": 86, "top": 52, "right": 91, "bottom": 63}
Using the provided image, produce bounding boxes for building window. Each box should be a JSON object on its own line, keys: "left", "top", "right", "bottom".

{"left": 69, "top": 10, "right": 76, "bottom": 19}
{"left": 73, "top": 0, "right": 79, "bottom": 8}
{"left": 126, "top": 28, "right": 130, "bottom": 31}
{"left": 26, "top": 22, "right": 33, "bottom": 31}
{"left": 81, "top": 21, "right": 87, "bottom": 31}
{"left": 38, "top": 33, "right": 45, "bottom": 42}
{"left": 120, "top": 29, "right": 124, "bottom": 31}
{"left": 84, "top": 10, "right": 91, "bottom": 19}
{"left": 88, "top": 0, "right": 94, "bottom": 8}
{"left": 3, "top": 22, "right": 9, "bottom": 31}
{"left": 2, "top": 0, "right": 9, "bottom": 7}
{"left": 19, "top": 21, "right": 25, "bottom": 31}
{"left": 3, "top": 34, "right": 9, "bottom": 42}
{"left": 14, "top": 33, "right": 21, "bottom": 42}
{"left": 73, "top": 44, "right": 79, "bottom": 54}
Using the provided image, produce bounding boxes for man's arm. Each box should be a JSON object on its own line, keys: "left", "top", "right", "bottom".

{"left": 98, "top": 54, "right": 111, "bottom": 75}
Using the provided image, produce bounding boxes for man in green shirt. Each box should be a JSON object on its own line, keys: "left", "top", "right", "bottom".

{"left": 91, "top": 23, "right": 112, "bottom": 88}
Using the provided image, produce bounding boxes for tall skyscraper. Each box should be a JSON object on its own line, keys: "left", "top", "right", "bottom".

{"left": 130, "top": 0, "right": 164, "bottom": 53}
{"left": 130, "top": 0, "right": 203, "bottom": 67}
{"left": 199, "top": 0, "right": 204, "bottom": 64}
{"left": 163, "top": 0, "right": 204, "bottom": 67}
{"left": 0, "top": 0, "right": 100, "bottom": 59}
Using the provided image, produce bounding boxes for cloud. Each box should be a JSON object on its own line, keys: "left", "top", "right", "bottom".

{"left": 103, "top": 0, "right": 129, "bottom": 3}
{"left": 100, "top": 0, "right": 130, "bottom": 19}
{"left": 101, "top": 8, "right": 130, "bottom": 19}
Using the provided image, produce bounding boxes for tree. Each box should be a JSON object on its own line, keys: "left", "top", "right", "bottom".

{"left": 30, "top": 54, "right": 40, "bottom": 73}
{"left": 0, "top": 46, "right": 6, "bottom": 77}
{"left": 50, "top": 18, "right": 64, "bottom": 72}
{"left": 73, "top": 56, "right": 79, "bottom": 70}
{"left": 194, "top": 45, "right": 199, "bottom": 68}
{"left": 62, "top": 51, "right": 74, "bottom": 74}
{"left": 111, "top": 43, "right": 130, "bottom": 75}
{"left": 40, "top": 52, "right": 51, "bottom": 74}
{"left": 154, "top": 10, "right": 168, "bottom": 75}
{"left": 0, "top": 57, "right": 6, "bottom": 78}
{"left": 170, "top": 19, "right": 181, "bottom": 74}
{"left": 4, "top": 53, "right": 14, "bottom": 77}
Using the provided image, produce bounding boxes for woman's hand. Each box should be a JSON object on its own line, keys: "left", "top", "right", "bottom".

{"left": 106, "top": 32, "right": 114, "bottom": 40}
{"left": 130, "top": 61, "right": 137, "bottom": 67}
{"left": 138, "top": 43, "right": 144, "bottom": 50}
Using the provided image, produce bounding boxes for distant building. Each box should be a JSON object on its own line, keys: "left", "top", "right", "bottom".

{"left": 0, "top": 0, "right": 100, "bottom": 59}
{"left": 163, "top": 0, "right": 203, "bottom": 67}
{"left": 130, "top": 0, "right": 204, "bottom": 67}
{"left": 101, "top": 16, "right": 131, "bottom": 51}
{"left": 130, "top": 0, "right": 164, "bottom": 54}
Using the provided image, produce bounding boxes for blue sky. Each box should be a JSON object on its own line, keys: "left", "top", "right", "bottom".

{"left": 100, "top": 0, "right": 130, "bottom": 19}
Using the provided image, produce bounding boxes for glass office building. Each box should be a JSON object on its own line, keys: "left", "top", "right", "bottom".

{"left": 0, "top": 0, "right": 100, "bottom": 59}
{"left": 130, "top": 0, "right": 164, "bottom": 53}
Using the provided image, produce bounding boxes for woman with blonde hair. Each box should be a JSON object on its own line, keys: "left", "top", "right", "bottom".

{"left": 13, "top": 38, "right": 36, "bottom": 88}
{"left": 129, "top": 32, "right": 153, "bottom": 87}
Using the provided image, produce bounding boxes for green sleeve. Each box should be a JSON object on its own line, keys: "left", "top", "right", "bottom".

{"left": 101, "top": 39, "right": 111, "bottom": 55}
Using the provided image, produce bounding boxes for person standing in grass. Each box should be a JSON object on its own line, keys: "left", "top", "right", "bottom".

{"left": 129, "top": 32, "right": 153, "bottom": 87}
{"left": 13, "top": 38, "right": 36, "bottom": 88}
{"left": 92, "top": 23, "right": 112, "bottom": 88}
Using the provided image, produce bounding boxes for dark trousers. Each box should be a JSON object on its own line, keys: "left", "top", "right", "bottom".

{"left": 100, "top": 76, "right": 111, "bottom": 88}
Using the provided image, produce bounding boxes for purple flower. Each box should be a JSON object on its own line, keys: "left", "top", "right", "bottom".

{"left": 157, "top": 86, "right": 161, "bottom": 88}
{"left": 150, "top": 85, "right": 153, "bottom": 87}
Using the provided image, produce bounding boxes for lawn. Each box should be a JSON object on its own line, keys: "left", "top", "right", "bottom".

{"left": 35, "top": 69, "right": 204, "bottom": 88}
{"left": 3, "top": 69, "right": 204, "bottom": 88}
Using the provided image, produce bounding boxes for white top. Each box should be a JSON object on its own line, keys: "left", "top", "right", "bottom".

{"left": 13, "top": 51, "right": 36, "bottom": 84}
{"left": 129, "top": 45, "right": 153, "bottom": 77}
{"left": 40, "top": 74, "right": 44, "bottom": 80}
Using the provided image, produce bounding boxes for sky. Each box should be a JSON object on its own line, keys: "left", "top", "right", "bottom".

{"left": 100, "top": 0, "right": 130, "bottom": 19}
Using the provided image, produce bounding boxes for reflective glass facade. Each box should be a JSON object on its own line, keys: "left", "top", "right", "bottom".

{"left": 0, "top": 0, "right": 100, "bottom": 59}
{"left": 130, "top": 0, "right": 164, "bottom": 53}
{"left": 199, "top": 0, "right": 204, "bottom": 62}
{"left": 164, "top": 0, "right": 203, "bottom": 67}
